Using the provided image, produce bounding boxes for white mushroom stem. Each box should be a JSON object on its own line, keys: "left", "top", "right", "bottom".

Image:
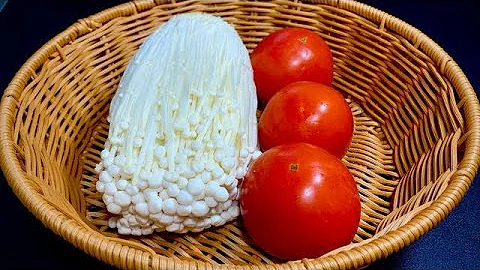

{"left": 96, "top": 13, "right": 260, "bottom": 235}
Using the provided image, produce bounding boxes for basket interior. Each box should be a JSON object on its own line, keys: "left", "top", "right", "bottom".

{"left": 9, "top": 0, "right": 467, "bottom": 267}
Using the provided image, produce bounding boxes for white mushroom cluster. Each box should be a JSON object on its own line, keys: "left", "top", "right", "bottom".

{"left": 95, "top": 13, "right": 260, "bottom": 235}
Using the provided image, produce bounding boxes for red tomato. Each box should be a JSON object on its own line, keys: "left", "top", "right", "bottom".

{"left": 240, "top": 143, "right": 361, "bottom": 260}
{"left": 251, "top": 27, "right": 334, "bottom": 106}
{"left": 258, "top": 81, "right": 354, "bottom": 158}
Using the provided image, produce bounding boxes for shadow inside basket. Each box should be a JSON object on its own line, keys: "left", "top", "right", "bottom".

{"left": 80, "top": 98, "right": 401, "bottom": 265}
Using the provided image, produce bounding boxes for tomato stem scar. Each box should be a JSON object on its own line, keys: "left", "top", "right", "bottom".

{"left": 299, "top": 37, "right": 307, "bottom": 44}
{"left": 289, "top": 163, "right": 299, "bottom": 171}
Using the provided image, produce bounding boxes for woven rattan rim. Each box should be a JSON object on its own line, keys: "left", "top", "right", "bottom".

{"left": 1, "top": 0, "right": 479, "bottom": 269}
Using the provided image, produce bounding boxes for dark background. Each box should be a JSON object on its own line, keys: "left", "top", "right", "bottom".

{"left": 1, "top": 1, "right": 479, "bottom": 269}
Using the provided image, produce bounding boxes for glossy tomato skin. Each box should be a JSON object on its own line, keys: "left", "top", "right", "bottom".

{"left": 258, "top": 81, "right": 354, "bottom": 158}
{"left": 251, "top": 27, "right": 334, "bottom": 106}
{"left": 240, "top": 143, "right": 361, "bottom": 260}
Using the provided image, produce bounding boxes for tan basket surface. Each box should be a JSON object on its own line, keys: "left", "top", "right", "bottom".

{"left": 1, "top": 0, "right": 479, "bottom": 269}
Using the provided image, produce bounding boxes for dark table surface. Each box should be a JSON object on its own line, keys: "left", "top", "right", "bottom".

{"left": 1, "top": 1, "right": 479, "bottom": 269}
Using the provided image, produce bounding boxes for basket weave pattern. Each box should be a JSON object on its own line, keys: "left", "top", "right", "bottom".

{"left": 1, "top": 1, "right": 479, "bottom": 269}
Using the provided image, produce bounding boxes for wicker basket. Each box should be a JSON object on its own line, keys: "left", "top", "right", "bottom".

{"left": 1, "top": 0, "right": 479, "bottom": 269}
